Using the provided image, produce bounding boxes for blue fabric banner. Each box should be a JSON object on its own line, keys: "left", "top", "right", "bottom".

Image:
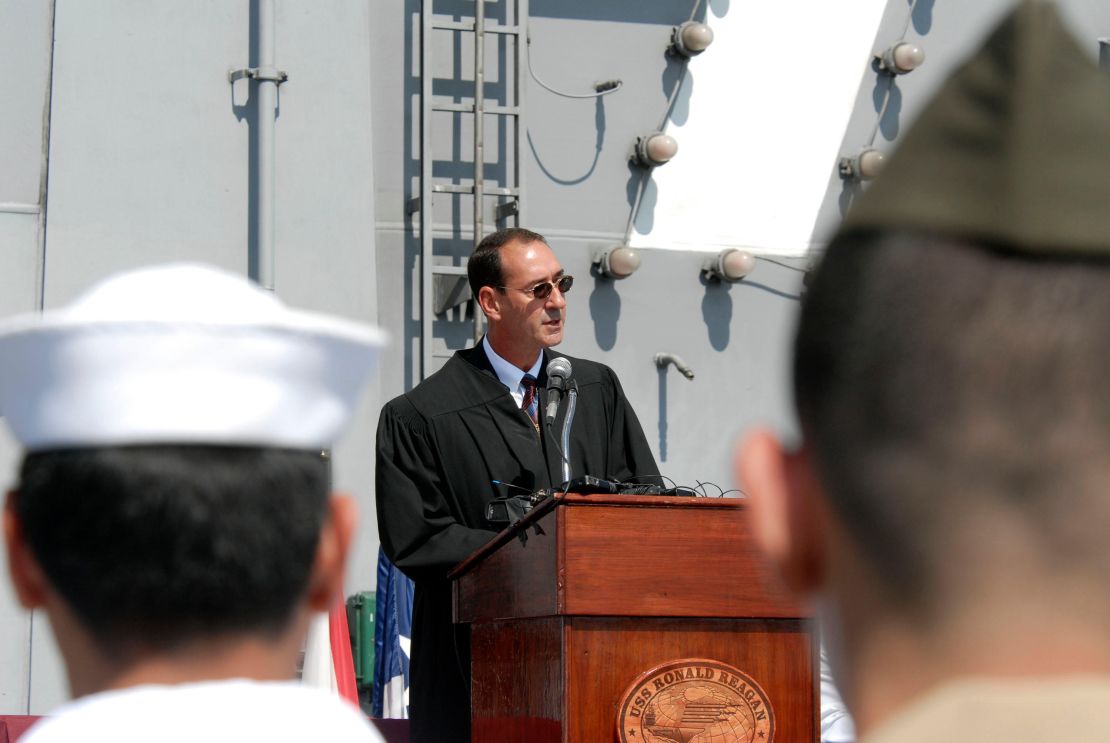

{"left": 371, "top": 548, "right": 414, "bottom": 718}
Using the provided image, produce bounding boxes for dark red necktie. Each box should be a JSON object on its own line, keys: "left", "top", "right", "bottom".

{"left": 520, "top": 375, "right": 539, "bottom": 430}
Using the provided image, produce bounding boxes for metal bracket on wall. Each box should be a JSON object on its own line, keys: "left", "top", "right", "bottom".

{"left": 228, "top": 67, "right": 289, "bottom": 85}
{"left": 433, "top": 272, "right": 473, "bottom": 315}
{"left": 227, "top": 67, "right": 290, "bottom": 108}
{"left": 495, "top": 199, "right": 520, "bottom": 221}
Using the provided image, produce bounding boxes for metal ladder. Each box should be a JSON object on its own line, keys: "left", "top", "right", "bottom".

{"left": 410, "top": 0, "right": 529, "bottom": 380}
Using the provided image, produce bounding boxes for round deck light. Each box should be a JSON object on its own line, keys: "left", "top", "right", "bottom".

{"left": 838, "top": 148, "right": 886, "bottom": 180}
{"left": 594, "top": 246, "right": 642, "bottom": 279}
{"left": 672, "top": 21, "right": 714, "bottom": 57}
{"left": 880, "top": 42, "right": 926, "bottom": 74}
{"left": 702, "top": 249, "right": 756, "bottom": 283}
{"left": 635, "top": 133, "right": 679, "bottom": 167}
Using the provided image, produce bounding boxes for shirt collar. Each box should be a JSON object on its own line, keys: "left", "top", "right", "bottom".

{"left": 482, "top": 335, "right": 543, "bottom": 392}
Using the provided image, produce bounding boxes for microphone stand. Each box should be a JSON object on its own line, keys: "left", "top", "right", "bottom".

{"left": 559, "top": 380, "right": 578, "bottom": 485}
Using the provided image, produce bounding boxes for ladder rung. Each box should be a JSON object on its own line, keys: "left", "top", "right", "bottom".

{"left": 431, "top": 20, "right": 472, "bottom": 32}
{"left": 432, "top": 184, "right": 519, "bottom": 197}
{"left": 431, "top": 20, "right": 521, "bottom": 35}
{"left": 433, "top": 184, "right": 473, "bottom": 194}
{"left": 432, "top": 265, "right": 469, "bottom": 276}
{"left": 432, "top": 102, "right": 519, "bottom": 116}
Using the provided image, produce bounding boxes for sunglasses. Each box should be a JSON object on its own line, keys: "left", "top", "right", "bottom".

{"left": 497, "top": 274, "right": 574, "bottom": 300}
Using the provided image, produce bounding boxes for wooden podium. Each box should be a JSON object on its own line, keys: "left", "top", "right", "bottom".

{"left": 450, "top": 494, "right": 816, "bottom": 743}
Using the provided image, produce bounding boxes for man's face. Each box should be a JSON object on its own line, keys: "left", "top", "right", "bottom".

{"left": 492, "top": 240, "right": 567, "bottom": 357}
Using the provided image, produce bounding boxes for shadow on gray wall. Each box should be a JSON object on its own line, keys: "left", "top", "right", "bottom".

{"left": 839, "top": 178, "right": 863, "bottom": 217}
{"left": 528, "top": 96, "right": 607, "bottom": 186}
{"left": 739, "top": 279, "right": 802, "bottom": 303}
{"left": 657, "top": 365, "right": 668, "bottom": 461}
{"left": 531, "top": 0, "right": 693, "bottom": 25}
{"left": 700, "top": 277, "right": 732, "bottom": 351}
{"left": 669, "top": 69, "right": 694, "bottom": 126}
{"left": 912, "top": 0, "right": 936, "bottom": 34}
{"left": 701, "top": 272, "right": 801, "bottom": 351}
{"left": 872, "top": 69, "right": 904, "bottom": 141}
{"left": 530, "top": 0, "right": 722, "bottom": 23}
{"left": 627, "top": 164, "right": 658, "bottom": 235}
{"left": 588, "top": 267, "right": 620, "bottom": 350}
{"left": 661, "top": 54, "right": 693, "bottom": 126}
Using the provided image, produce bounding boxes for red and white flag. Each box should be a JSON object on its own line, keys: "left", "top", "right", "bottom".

{"left": 302, "top": 595, "right": 360, "bottom": 707}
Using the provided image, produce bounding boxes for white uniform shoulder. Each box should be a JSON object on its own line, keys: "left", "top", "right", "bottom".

{"left": 21, "top": 680, "right": 386, "bottom": 743}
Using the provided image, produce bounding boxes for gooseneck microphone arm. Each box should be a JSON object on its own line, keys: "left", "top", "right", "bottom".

{"left": 559, "top": 380, "right": 578, "bottom": 485}
{"left": 542, "top": 357, "right": 574, "bottom": 485}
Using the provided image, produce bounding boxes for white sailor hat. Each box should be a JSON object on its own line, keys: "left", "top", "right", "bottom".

{"left": 0, "top": 263, "right": 387, "bottom": 451}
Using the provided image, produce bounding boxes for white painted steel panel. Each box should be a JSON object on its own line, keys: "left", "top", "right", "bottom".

{"left": 28, "top": 613, "right": 66, "bottom": 715}
{"left": 42, "top": 0, "right": 250, "bottom": 305}
{"left": 633, "top": 0, "right": 1110, "bottom": 255}
{"left": 630, "top": 0, "right": 888, "bottom": 255}
{"left": 0, "top": 0, "right": 53, "bottom": 205}
{"left": 25, "top": 3, "right": 385, "bottom": 702}
{"left": 0, "top": 213, "right": 41, "bottom": 317}
{"left": 0, "top": 476, "right": 32, "bottom": 714}
{"left": 27, "top": 0, "right": 254, "bottom": 713}
{"left": 0, "top": 211, "right": 40, "bottom": 715}
{"left": 269, "top": 0, "right": 382, "bottom": 591}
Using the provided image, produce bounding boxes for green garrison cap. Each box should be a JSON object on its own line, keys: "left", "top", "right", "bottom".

{"left": 841, "top": 0, "right": 1110, "bottom": 255}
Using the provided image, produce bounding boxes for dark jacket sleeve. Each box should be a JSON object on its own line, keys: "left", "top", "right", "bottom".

{"left": 603, "top": 367, "right": 662, "bottom": 485}
{"left": 375, "top": 399, "right": 498, "bottom": 582}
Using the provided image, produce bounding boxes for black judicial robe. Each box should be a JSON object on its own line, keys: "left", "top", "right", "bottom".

{"left": 375, "top": 345, "right": 660, "bottom": 743}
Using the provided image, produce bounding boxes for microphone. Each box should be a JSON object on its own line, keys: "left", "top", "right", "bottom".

{"left": 544, "top": 357, "right": 573, "bottom": 427}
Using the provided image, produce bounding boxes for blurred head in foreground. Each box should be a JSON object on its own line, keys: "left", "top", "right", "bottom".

{"left": 0, "top": 264, "right": 384, "bottom": 697}
{"left": 740, "top": 1, "right": 1110, "bottom": 737}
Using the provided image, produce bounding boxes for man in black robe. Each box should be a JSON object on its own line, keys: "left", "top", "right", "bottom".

{"left": 376, "top": 227, "right": 659, "bottom": 742}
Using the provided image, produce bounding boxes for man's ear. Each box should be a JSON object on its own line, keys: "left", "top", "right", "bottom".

{"left": 305, "top": 493, "right": 357, "bottom": 612}
{"left": 737, "top": 430, "right": 826, "bottom": 595}
{"left": 477, "top": 286, "right": 501, "bottom": 322}
{"left": 3, "top": 491, "right": 48, "bottom": 609}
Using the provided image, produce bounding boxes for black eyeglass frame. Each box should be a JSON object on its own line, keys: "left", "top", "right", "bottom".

{"left": 495, "top": 274, "right": 574, "bottom": 300}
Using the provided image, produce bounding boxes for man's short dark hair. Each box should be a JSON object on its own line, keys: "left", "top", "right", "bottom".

{"left": 795, "top": 230, "right": 1110, "bottom": 613}
{"left": 15, "top": 445, "right": 329, "bottom": 655}
{"left": 467, "top": 227, "right": 547, "bottom": 298}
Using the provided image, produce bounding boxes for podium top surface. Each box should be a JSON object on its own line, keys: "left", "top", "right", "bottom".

{"left": 451, "top": 493, "right": 808, "bottom": 621}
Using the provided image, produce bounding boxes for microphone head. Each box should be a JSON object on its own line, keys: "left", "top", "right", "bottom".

{"left": 546, "top": 356, "right": 572, "bottom": 383}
